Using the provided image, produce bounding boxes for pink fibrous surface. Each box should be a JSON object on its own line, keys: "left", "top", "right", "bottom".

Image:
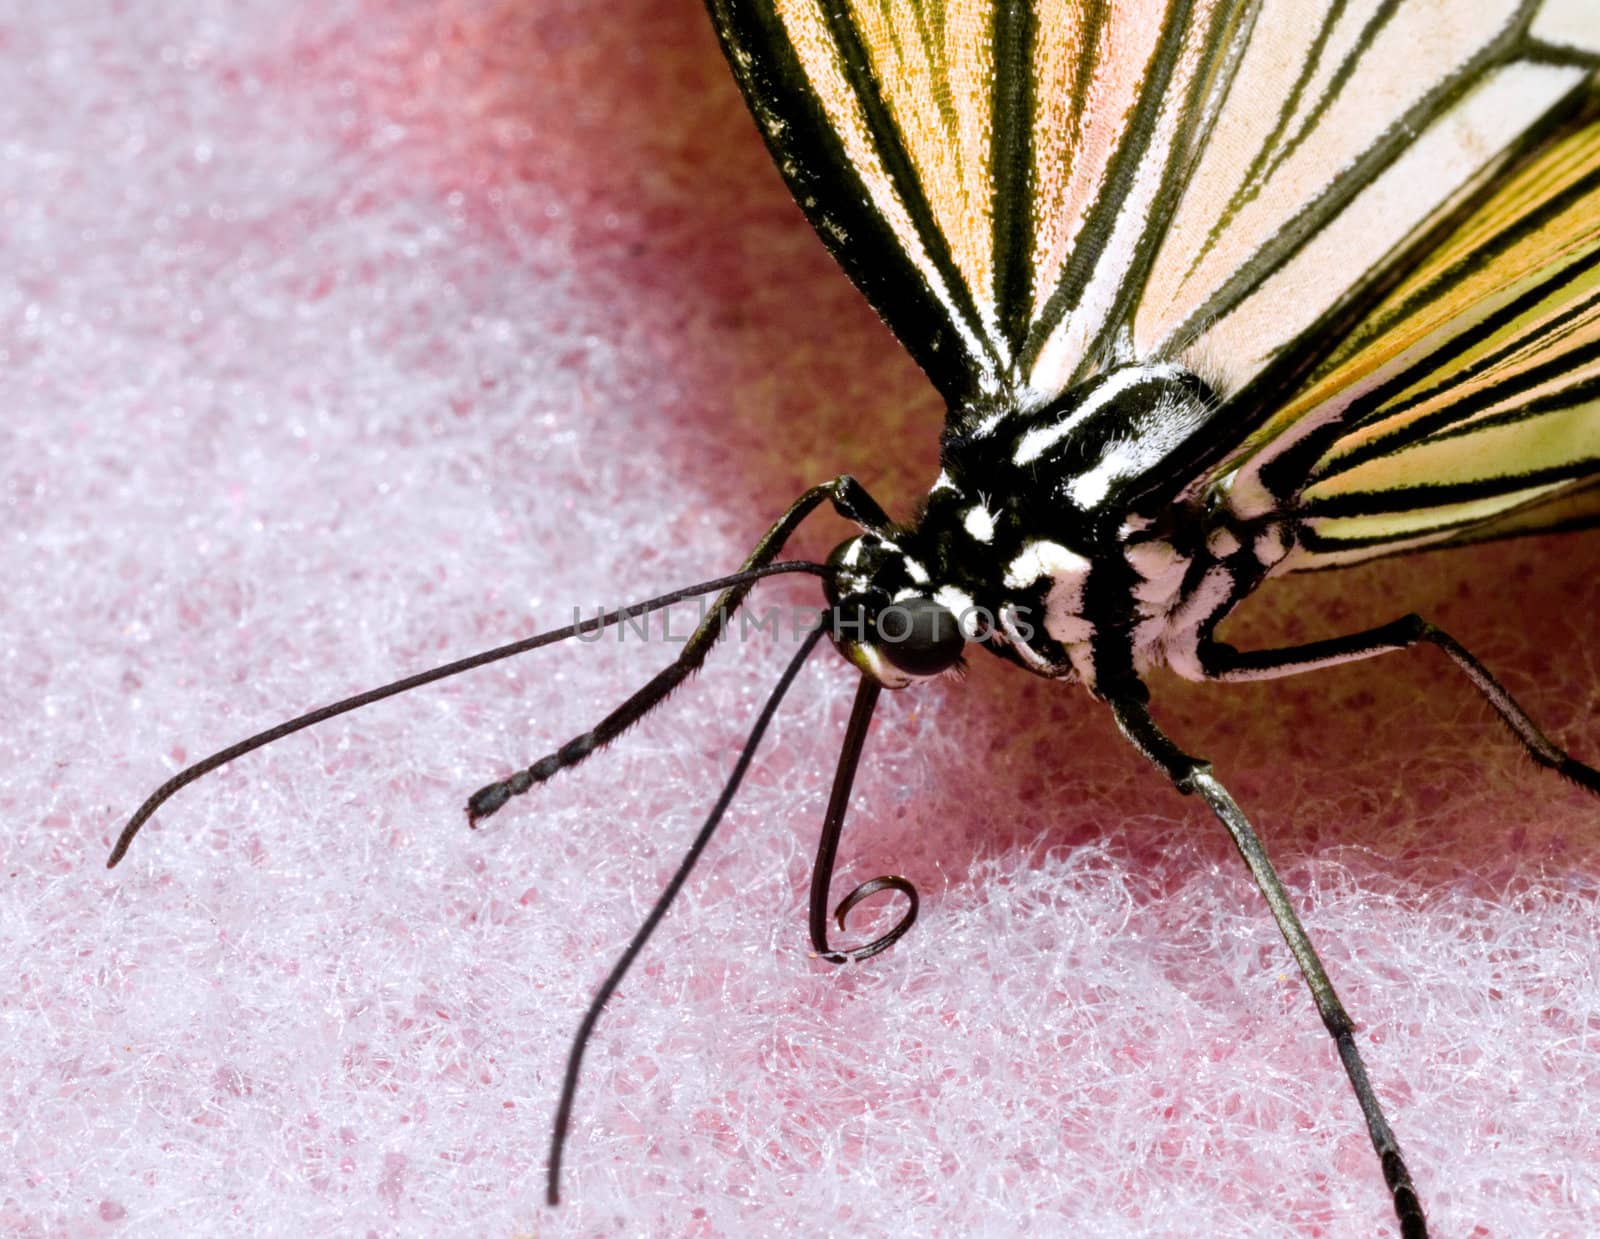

{"left": 2, "top": 3, "right": 1598, "bottom": 1236}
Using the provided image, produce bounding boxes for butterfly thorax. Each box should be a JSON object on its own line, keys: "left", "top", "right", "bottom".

{"left": 828, "top": 363, "right": 1295, "bottom": 693}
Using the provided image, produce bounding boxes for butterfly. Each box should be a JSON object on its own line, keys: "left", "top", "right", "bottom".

{"left": 111, "top": 2, "right": 1599, "bottom": 1234}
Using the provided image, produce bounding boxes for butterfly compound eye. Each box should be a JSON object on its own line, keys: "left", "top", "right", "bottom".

{"left": 875, "top": 596, "right": 965, "bottom": 676}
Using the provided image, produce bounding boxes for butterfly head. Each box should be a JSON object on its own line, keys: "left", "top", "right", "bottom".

{"left": 823, "top": 532, "right": 972, "bottom": 689}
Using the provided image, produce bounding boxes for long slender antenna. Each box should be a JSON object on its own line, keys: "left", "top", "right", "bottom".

{"left": 108, "top": 561, "right": 830, "bottom": 868}
{"left": 546, "top": 610, "right": 834, "bottom": 1205}
{"left": 807, "top": 676, "right": 918, "bottom": 963}
{"left": 468, "top": 474, "right": 889, "bottom": 821}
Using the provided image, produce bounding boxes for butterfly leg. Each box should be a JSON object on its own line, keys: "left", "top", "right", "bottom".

{"left": 1109, "top": 693, "right": 1428, "bottom": 1239}
{"left": 1196, "top": 614, "right": 1599, "bottom": 793}
{"left": 468, "top": 474, "right": 892, "bottom": 820}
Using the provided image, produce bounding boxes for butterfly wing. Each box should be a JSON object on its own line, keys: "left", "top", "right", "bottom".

{"left": 706, "top": 0, "right": 1597, "bottom": 422}
{"left": 706, "top": 0, "right": 1255, "bottom": 406}
{"left": 706, "top": 0, "right": 1016, "bottom": 406}
{"left": 1224, "top": 110, "right": 1600, "bottom": 570}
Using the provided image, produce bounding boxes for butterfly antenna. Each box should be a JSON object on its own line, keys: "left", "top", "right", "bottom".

{"left": 107, "top": 561, "right": 830, "bottom": 868}
{"left": 467, "top": 473, "right": 892, "bottom": 822}
{"left": 464, "top": 580, "right": 828, "bottom": 821}
{"left": 546, "top": 609, "right": 833, "bottom": 1205}
{"left": 807, "top": 676, "right": 918, "bottom": 962}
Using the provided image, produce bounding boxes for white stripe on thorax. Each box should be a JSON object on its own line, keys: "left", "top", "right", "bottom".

{"left": 1014, "top": 364, "right": 1183, "bottom": 466}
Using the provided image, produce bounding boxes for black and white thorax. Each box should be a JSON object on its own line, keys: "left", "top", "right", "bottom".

{"left": 827, "top": 362, "right": 1295, "bottom": 695}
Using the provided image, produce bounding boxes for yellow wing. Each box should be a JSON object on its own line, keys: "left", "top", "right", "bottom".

{"left": 1225, "top": 113, "right": 1600, "bottom": 570}
{"left": 706, "top": 0, "right": 1599, "bottom": 416}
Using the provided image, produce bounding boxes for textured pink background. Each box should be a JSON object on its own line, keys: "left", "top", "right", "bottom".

{"left": 4, "top": 2, "right": 1599, "bottom": 1235}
